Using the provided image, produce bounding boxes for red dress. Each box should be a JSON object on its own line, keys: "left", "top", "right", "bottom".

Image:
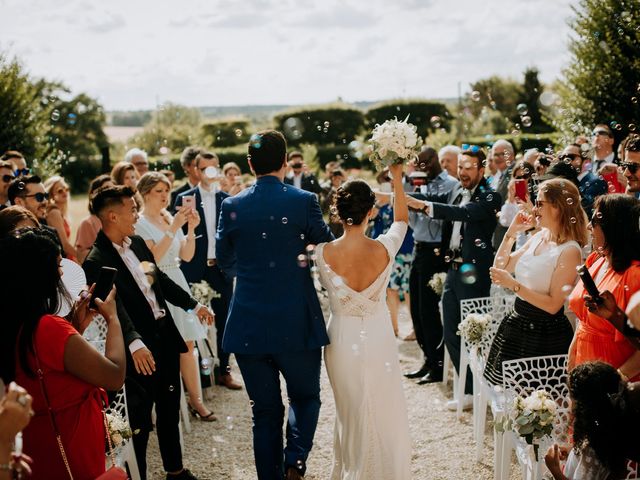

{"left": 16, "top": 315, "right": 105, "bottom": 480}
{"left": 569, "top": 253, "right": 640, "bottom": 379}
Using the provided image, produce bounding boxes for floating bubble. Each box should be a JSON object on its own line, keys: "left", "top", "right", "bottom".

{"left": 566, "top": 197, "right": 574, "bottom": 205}
{"left": 204, "top": 166, "right": 218, "bottom": 179}
{"left": 632, "top": 97, "right": 638, "bottom": 104}
{"left": 67, "top": 113, "right": 77, "bottom": 125}
{"left": 300, "top": 234, "right": 305, "bottom": 240}
{"left": 51, "top": 110, "right": 60, "bottom": 121}
{"left": 521, "top": 116, "right": 532, "bottom": 128}
{"left": 283, "top": 118, "right": 304, "bottom": 140}
{"left": 297, "top": 254, "right": 308, "bottom": 268}
{"left": 470, "top": 90, "right": 481, "bottom": 102}
{"left": 570, "top": 216, "right": 577, "bottom": 224}
{"left": 384, "top": 362, "right": 392, "bottom": 372}
{"left": 430, "top": 115, "right": 442, "bottom": 128}
{"left": 486, "top": 194, "right": 493, "bottom": 201}
{"left": 323, "top": 121, "right": 330, "bottom": 128}
{"left": 539, "top": 91, "right": 555, "bottom": 107}
{"left": 249, "top": 400, "right": 255, "bottom": 407}
{"left": 261, "top": 232, "right": 267, "bottom": 239}
{"left": 168, "top": 385, "right": 175, "bottom": 392}
{"left": 346, "top": 218, "right": 354, "bottom": 225}
{"left": 460, "top": 263, "right": 477, "bottom": 285}
{"left": 516, "top": 104, "right": 528, "bottom": 116}
{"left": 226, "top": 415, "right": 234, "bottom": 430}
{"left": 474, "top": 238, "right": 482, "bottom": 247}
{"left": 234, "top": 128, "right": 243, "bottom": 137}
{"left": 230, "top": 211, "right": 237, "bottom": 221}
{"left": 433, "top": 248, "right": 440, "bottom": 256}
{"left": 511, "top": 129, "right": 521, "bottom": 137}
{"left": 630, "top": 124, "right": 637, "bottom": 132}
{"left": 281, "top": 217, "right": 288, "bottom": 224}
{"left": 444, "top": 255, "right": 451, "bottom": 263}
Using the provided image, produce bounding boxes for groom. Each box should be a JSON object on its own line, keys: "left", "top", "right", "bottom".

{"left": 216, "top": 130, "right": 333, "bottom": 480}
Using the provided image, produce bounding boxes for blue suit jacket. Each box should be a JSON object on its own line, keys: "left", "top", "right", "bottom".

{"left": 175, "top": 186, "right": 229, "bottom": 283}
{"left": 579, "top": 171, "right": 607, "bottom": 218}
{"left": 216, "top": 175, "right": 334, "bottom": 354}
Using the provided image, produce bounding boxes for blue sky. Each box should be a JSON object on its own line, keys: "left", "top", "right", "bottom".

{"left": 1, "top": 0, "right": 575, "bottom": 110}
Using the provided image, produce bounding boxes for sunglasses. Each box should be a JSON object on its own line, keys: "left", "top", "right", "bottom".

{"left": 21, "top": 192, "right": 49, "bottom": 202}
{"left": 2, "top": 174, "right": 15, "bottom": 183}
{"left": 461, "top": 144, "right": 482, "bottom": 153}
{"left": 592, "top": 130, "right": 611, "bottom": 137}
{"left": 514, "top": 175, "right": 528, "bottom": 180}
{"left": 620, "top": 162, "right": 640, "bottom": 174}
{"left": 558, "top": 153, "right": 580, "bottom": 161}
{"left": 14, "top": 168, "right": 30, "bottom": 176}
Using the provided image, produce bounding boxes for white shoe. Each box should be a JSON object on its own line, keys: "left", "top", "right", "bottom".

{"left": 446, "top": 394, "right": 473, "bottom": 411}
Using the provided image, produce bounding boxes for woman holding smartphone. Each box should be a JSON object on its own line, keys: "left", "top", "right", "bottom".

{"left": 568, "top": 194, "right": 640, "bottom": 380}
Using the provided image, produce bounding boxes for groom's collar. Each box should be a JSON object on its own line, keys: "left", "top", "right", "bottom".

{"left": 256, "top": 175, "right": 284, "bottom": 185}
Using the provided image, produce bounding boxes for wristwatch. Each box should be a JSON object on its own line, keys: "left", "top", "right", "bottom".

{"left": 512, "top": 282, "right": 521, "bottom": 293}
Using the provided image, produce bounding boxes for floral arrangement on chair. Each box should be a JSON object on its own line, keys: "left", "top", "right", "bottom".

{"left": 105, "top": 411, "right": 134, "bottom": 447}
{"left": 496, "top": 389, "right": 557, "bottom": 460}
{"left": 190, "top": 280, "right": 220, "bottom": 305}
{"left": 428, "top": 272, "right": 447, "bottom": 296}
{"left": 456, "top": 313, "right": 491, "bottom": 346}
{"left": 368, "top": 115, "right": 423, "bottom": 170}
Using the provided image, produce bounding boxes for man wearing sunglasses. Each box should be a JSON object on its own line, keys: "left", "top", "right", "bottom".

{"left": 0, "top": 160, "right": 14, "bottom": 209}
{"left": 560, "top": 144, "right": 607, "bottom": 218}
{"left": 0, "top": 150, "right": 29, "bottom": 177}
{"left": 590, "top": 124, "right": 617, "bottom": 174}
{"left": 622, "top": 135, "right": 640, "bottom": 198}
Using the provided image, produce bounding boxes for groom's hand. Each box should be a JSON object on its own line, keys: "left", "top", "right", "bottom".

{"left": 132, "top": 347, "right": 156, "bottom": 376}
{"left": 195, "top": 304, "right": 215, "bottom": 326}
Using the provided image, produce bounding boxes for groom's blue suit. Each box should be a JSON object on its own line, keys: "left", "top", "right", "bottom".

{"left": 216, "top": 175, "right": 333, "bottom": 479}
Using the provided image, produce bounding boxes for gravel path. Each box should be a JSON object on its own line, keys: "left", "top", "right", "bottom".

{"left": 146, "top": 307, "right": 521, "bottom": 479}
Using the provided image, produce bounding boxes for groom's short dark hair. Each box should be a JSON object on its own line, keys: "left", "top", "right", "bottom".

{"left": 248, "top": 130, "right": 287, "bottom": 175}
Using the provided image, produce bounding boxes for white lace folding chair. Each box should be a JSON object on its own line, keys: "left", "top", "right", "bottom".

{"left": 89, "top": 340, "right": 141, "bottom": 480}
{"left": 439, "top": 300, "right": 455, "bottom": 388}
{"left": 500, "top": 355, "right": 570, "bottom": 480}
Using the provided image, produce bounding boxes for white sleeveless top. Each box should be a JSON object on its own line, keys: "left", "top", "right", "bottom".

{"left": 514, "top": 230, "right": 581, "bottom": 295}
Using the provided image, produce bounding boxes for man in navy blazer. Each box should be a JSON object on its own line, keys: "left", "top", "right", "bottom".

{"left": 175, "top": 151, "right": 242, "bottom": 390}
{"left": 561, "top": 143, "right": 607, "bottom": 218}
{"left": 216, "top": 130, "right": 333, "bottom": 480}
{"left": 407, "top": 147, "right": 501, "bottom": 410}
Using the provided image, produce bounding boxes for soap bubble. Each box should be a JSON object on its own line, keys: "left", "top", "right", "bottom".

{"left": 470, "top": 91, "right": 481, "bottom": 102}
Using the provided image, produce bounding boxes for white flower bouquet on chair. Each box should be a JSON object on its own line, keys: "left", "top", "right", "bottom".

{"left": 456, "top": 313, "right": 490, "bottom": 346}
{"left": 428, "top": 272, "right": 447, "bottom": 296}
{"left": 106, "top": 411, "right": 134, "bottom": 447}
{"left": 368, "top": 115, "right": 423, "bottom": 170}
{"left": 190, "top": 280, "right": 220, "bottom": 305}
{"left": 497, "top": 389, "right": 556, "bottom": 461}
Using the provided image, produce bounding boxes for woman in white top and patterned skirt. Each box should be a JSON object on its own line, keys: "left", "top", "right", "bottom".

{"left": 484, "top": 178, "right": 589, "bottom": 386}
{"left": 135, "top": 172, "right": 216, "bottom": 420}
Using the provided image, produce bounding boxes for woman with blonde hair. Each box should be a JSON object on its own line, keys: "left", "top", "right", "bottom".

{"left": 43, "top": 175, "right": 77, "bottom": 261}
{"left": 484, "top": 178, "right": 589, "bottom": 385}
{"left": 220, "top": 162, "right": 245, "bottom": 196}
{"left": 134, "top": 172, "right": 216, "bottom": 420}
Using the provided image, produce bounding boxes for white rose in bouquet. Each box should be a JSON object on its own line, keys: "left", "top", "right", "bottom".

{"left": 368, "top": 115, "right": 423, "bottom": 170}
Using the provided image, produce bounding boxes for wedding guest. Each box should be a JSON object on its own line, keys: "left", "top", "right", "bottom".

{"left": 321, "top": 168, "right": 346, "bottom": 238}
{"left": 406, "top": 147, "right": 502, "bottom": 410}
{"left": 284, "top": 152, "right": 322, "bottom": 195}
{"left": 75, "top": 174, "right": 114, "bottom": 263}
{"left": 135, "top": 172, "right": 215, "bottom": 421}
{"left": 438, "top": 145, "right": 461, "bottom": 179}
{"left": 216, "top": 130, "right": 333, "bottom": 480}
{"left": 221, "top": 162, "right": 245, "bottom": 196}
{"left": 484, "top": 179, "right": 588, "bottom": 385}
{"left": 44, "top": 175, "right": 77, "bottom": 261}
{"left": 170, "top": 146, "right": 201, "bottom": 212}
{"left": 404, "top": 148, "right": 458, "bottom": 384}
{"left": 490, "top": 139, "right": 516, "bottom": 248}
{"left": 176, "top": 152, "right": 242, "bottom": 390}
{"left": 320, "top": 160, "right": 340, "bottom": 189}
{"left": 0, "top": 382, "right": 34, "bottom": 480}
{"left": 622, "top": 135, "right": 640, "bottom": 197}
{"left": 589, "top": 124, "right": 617, "bottom": 174}
{"left": 568, "top": 194, "right": 640, "bottom": 380}
{"left": 124, "top": 147, "right": 150, "bottom": 176}
{"left": 497, "top": 160, "right": 536, "bottom": 249}
{"left": 111, "top": 161, "right": 139, "bottom": 189}
{"left": 0, "top": 161, "right": 14, "bottom": 209}
{"left": 561, "top": 144, "right": 607, "bottom": 218}
{"left": 1, "top": 151, "right": 28, "bottom": 177}
{"left": 0, "top": 205, "right": 39, "bottom": 237}
{"left": 83, "top": 185, "right": 214, "bottom": 480}
{"left": 0, "top": 227, "right": 126, "bottom": 480}
{"left": 545, "top": 362, "right": 640, "bottom": 480}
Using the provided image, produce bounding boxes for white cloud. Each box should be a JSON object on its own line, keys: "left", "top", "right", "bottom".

{"left": 1, "top": 0, "right": 575, "bottom": 109}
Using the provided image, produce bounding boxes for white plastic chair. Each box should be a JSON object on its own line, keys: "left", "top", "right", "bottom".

{"left": 500, "top": 355, "right": 570, "bottom": 480}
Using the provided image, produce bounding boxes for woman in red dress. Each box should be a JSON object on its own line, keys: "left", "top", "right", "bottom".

{"left": 569, "top": 194, "right": 640, "bottom": 380}
{"left": 0, "top": 228, "right": 126, "bottom": 480}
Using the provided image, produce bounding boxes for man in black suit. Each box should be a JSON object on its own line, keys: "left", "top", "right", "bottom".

{"left": 170, "top": 146, "right": 202, "bottom": 213}
{"left": 561, "top": 143, "right": 607, "bottom": 218}
{"left": 83, "top": 186, "right": 214, "bottom": 480}
{"left": 284, "top": 151, "right": 322, "bottom": 195}
{"left": 407, "top": 147, "right": 501, "bottom": 410}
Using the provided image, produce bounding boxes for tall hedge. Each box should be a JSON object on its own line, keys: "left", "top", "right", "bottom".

{"left": 365, "top": 99, "right": 452, "bottom": 138}
{"left": 201, "top": 119, "right": 251, "bottom": 148}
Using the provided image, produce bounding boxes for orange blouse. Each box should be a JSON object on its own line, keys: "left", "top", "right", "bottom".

{"left": 569, "top": 253, "right": 640, "bottom": 378}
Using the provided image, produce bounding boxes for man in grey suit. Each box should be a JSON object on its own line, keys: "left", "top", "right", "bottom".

{"left": 489, "top": 140, "right": 515, "bottom": 249}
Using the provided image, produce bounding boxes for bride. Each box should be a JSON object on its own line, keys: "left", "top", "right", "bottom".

{"left": 315, "top": 162, "right": 412, "bottom": 479}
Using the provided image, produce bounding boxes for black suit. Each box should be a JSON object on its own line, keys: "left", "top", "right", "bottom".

{"left": 430, "top": 178, "right": 501, "bottom": 394}
{"left": 284, "top": 173, "right": 322, "bottom": 194}
{"left": 83, "top": 231, "right": 197, "bottom": 478}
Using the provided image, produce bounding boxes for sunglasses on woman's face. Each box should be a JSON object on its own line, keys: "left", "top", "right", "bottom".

{"left": 1, "top": 174, "right": 15, "bottom": 183}
{"left": 620, "top": 162, "right": 640, "bottom": 174}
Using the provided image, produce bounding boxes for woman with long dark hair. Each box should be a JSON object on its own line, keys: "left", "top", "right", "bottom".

{"left": 0, "top": 228, "right": 126, "bottom": 479}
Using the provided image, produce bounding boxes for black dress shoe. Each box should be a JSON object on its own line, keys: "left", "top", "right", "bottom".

{"left": 166, "top": 469, "right": 198, "bottom": 480}
{"left": 417, "top": 370, "right": 443, "bottom": 385}
{"left": 404, "top": 366, "right": 430, "bottom": 379}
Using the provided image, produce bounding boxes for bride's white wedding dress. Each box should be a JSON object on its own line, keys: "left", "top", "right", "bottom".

{"left": 316, "top": 221, "right": 412, "bottom": 480}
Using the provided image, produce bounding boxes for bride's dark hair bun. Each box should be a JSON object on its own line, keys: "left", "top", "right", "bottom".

{"left": 332, "top": 179, "right": 376, "bottom": 225}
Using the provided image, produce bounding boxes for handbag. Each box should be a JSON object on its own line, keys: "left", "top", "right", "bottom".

{"left": 34, "top": 347, "right": 128, "bottom": 480}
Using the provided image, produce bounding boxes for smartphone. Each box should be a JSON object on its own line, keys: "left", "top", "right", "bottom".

{"left": 90, "top": 266, "right": 117, "bottom": 308}
{"left": 576, "top": 264, "right": 602, "bottom": 304}
{"left": 515, "top": 179, "right": 528, "bottom": 202}
{"left": 182, "top": 195, "right": 196, "bottom": 211}
{"left": 601, "top": 172, "right": 623, "bottom": 193}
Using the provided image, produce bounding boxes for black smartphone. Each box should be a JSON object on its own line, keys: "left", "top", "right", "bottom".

{"left": 90, "top": 266, "right": 117, "bottom": 308}
{"left": 576, "top": 264, "right": 602, "bottom": 304}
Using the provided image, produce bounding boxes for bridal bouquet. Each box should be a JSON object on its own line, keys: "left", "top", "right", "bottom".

{"left": 456, "top": 313, "right": 490, "bottom": 346}
{"left": 368, "top": 115, "right": 423, "bottom": 170}
{"left": 190, "top": 280, "right": 220, "bottom": 305}
{"left": 106, "top": 411, "right": 134, "bottom": 447}
{"left": 428, "top": 272, "right": 447, "bottom": 296}
{"left": 496, "top": 390, "right": 556, "bottom": 460}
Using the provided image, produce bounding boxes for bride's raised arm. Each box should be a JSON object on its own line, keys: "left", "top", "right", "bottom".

{"left": 389, "top": 163, "right": 408, "bottom": 224}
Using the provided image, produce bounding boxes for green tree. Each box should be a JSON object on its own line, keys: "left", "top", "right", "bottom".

{"left": 465, "top": 76, "right": 522, "bottom": 119}
{"left": 556, "top": 0, "right": 640, "bottom": 142}
{"left": 514, "top": 68, "right": 554, "bottom": 133}
{"left": 201, "top": 118, "right": 251, "bottom": 148}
